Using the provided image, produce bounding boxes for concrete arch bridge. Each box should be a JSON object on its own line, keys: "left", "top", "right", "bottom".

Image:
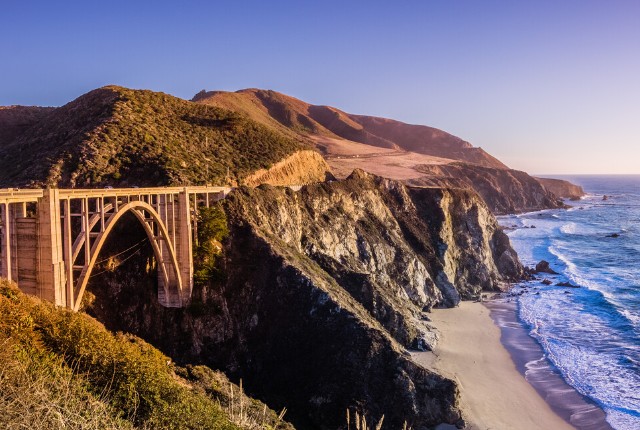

{"left": 0, "top": 186, "right": 231, "bottom": 311}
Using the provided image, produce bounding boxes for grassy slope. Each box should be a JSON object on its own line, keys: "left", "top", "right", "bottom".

{"left": 0, "top": 279, "right": 291, "bottom": 430}
{"left": 0, "top": 86, "right": 308, "bottom": 188}
{"left": 193, "top": 88, "right": 507, "bottom": 168}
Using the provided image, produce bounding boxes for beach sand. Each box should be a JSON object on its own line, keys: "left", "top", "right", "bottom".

{"left": 412, "top": 301, "right": 575, "bottom": 430}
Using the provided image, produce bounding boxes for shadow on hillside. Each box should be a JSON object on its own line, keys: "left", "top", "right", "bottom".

{"left": 180, "top": 114, "right": 230, "bottom": 128}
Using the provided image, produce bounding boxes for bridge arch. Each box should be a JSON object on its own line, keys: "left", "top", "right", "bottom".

{"left": 73, "top": 201, "right": 183, "bottom": 312}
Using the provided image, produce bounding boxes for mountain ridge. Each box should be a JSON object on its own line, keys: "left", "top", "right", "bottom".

{"left": 1, "top": 85, "right": 582, "bottom": 214}
{"left": 0, "top": 86, "right": 326, "bottom": 188}
{"left": 193, "top": 88, "right": 580, "bottom": 213}
{"left": 193, "top": 88, "right": 507, "bottom": 169}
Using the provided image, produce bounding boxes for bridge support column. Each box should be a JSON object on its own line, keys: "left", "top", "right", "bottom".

{"left": 36, "top": 189, "right": 66, "bottom": 306}
{"left": 1, "top": 203, "right": 12, "bottom": 281}
{"left": 175, "top": 189, "right": 193, "bottom": 306}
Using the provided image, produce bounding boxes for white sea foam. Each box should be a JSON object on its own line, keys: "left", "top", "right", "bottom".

{"left": 620, "top": 309, "right": 640, "bottom": 325}
{"left": 560, "top": 222, "right": 577, "bottom": 234}
{"left": 505, "top": 176, "right": 640, "bottom": 429}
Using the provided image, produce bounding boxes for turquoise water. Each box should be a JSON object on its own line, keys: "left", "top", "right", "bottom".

{"left": 500, "top": 175, "right": 640, "bottom": 430}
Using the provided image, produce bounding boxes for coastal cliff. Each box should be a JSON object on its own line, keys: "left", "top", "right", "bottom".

{"left": 409, "top": 163, "right": 566, "bottom": 214}
{"left": 2, "top": 85, "right": 546, "bottom": 429}
{"left": 535, "top": 177, "right": 585, "bottom": 200}
{"left": 82, "top": 172, "right": 522, "bottom": 429}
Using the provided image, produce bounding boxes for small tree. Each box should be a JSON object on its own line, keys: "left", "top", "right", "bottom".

{"left": 193, "top": 205, "right": 229, "bottom": 287}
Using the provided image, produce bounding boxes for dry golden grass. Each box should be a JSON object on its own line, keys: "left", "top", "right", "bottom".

{"left": 0, "top": 331, "right": 132, "bottom": 429}
{"left": 0, "top": 279, "right": 293, "bottom": 430}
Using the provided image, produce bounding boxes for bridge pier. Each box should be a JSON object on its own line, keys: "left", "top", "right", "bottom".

{"left": 1, "top": 203, "right": 12, "bottom": 281}
{"left": 176, "top": 189, "right": 193, "bottom": 304}
{"left": 36, "top": 189, "right": 66, "bottom": 306}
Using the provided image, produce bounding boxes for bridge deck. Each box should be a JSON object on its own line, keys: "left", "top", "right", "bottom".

{"left": 0, "top": 189, "right": 45, "bottom": 203}
{"left": 0, "top": 186, "right": 232, "bottom": 203}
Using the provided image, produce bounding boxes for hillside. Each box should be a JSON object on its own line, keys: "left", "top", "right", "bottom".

{"left": 0, "top": 86, "right": 327, "bottom": 188}
{"left": 0, "top": 279, "right": 292, "bottom": 430}
{"left": 0, "top": 105, "right": 54, "bottom": 147}
{"left": 193, "top": 88, "right": 584, "bottom": 213}
{"left": 535, "top": 177, "right": 585, "bottom": 200}
{"left": 1, "top": 86, "right": 582, "bottom": 213}
{"left": 193, "top": 88, "right": 507, "bottom": 169}
{"left": 409, "top": 163, "right": 565, "bottom": 214}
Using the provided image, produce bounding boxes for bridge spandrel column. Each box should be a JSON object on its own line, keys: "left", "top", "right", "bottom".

{"left": 36, "top": 189, "right": 66, "bottom": 306}
{"left": 156, "top": 194, "right": 174, "bottom": 304}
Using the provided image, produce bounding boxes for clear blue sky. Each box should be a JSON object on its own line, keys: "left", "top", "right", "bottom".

{"left": 2, "top": 0, "right": 639, "bottom": 174}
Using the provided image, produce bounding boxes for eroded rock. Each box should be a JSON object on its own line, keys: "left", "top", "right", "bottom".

{"left": 535, "top": 260, "right": 558, "bottom": 274}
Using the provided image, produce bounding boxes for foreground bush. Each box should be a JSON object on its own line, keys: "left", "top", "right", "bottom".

{"left": 0, "top": 280, "right": 289, "bottom": 429}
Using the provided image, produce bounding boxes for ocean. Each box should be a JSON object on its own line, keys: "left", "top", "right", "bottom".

{"left": 499, "top": 175, "right": 640, "bottom": 430}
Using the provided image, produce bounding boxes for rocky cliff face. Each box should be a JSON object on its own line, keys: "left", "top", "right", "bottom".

{"left": 242, "top": 150, "right": 331, "bottom": 186}
{"left": 83, "top": 172, "right": 521, "bottom": 430}
{"left": 231, "top": 170, "right": 521, "bottom": 313}
{"left": 535, "top": 177, "right": 585, "bottom": 200}
{"left": 410, "top": 163, "right": 566, "bottom": 214}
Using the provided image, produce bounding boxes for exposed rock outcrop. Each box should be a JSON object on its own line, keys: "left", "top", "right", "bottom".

{"left": 242, "top": 150, "right": 331, "bottom": 186}
{"left": 409, "top": 163, "right": 566, "bottom": 214}
{"left": 535, "top": 177, "right": 585, "bottom": 200}
{"left": 535, "top": 260, "right": 559, "bottom": 274}
{"left": 83, "top": 172, "right": 522, "bottom": 430}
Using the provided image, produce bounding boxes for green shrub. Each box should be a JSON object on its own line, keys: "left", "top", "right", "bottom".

{"left": 0, "top": 280, "right": 239, "bottom": 430}
{"left": 193, "top": 204, "right": 229, "bottom": 287}
{"left": 0, "top": 281, "right": 133, "bottom": 429}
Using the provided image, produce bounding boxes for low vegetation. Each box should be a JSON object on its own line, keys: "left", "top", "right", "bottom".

{"left": 0, "top": 279, "right": 291, "bottom": 429}
{"left": 193, "top": 204, "right": 229, "bottom": 287}
{"left": 0, "top": 86, "right": 308, "bottom": 188}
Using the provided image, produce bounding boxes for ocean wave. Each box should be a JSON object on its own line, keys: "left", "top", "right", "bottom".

{"left": 560, "top": 222, "right": 577, "bottom": 234}
{"left": 519, "top": 293, "right": 640, "bottom": 430}
{"left": 511, "top": 176, "right": 640, "bottom": 426}
{"left": 548, "top": 246, "right": 575, "bottom": 276}
{"left": 606, "top": 409, "right": 640, "bottom": 430}
{"left": 620, "top": 309, "right": 640, "bottom": 326}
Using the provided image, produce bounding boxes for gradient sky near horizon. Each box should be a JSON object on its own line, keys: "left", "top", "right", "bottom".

{"left": 1, "top": 1, "right": 639, "bottom": 174}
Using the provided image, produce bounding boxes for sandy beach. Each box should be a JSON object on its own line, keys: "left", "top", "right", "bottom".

{"left": 412, "top": 301, "right": 575, "bottom": 430}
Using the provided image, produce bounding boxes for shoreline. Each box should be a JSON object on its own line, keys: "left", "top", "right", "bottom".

{"left": 412, "top": 301, "right": 576, "bottom": 430}
{"left": 485, "top": 299, "right": 613, "bottom": 430}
